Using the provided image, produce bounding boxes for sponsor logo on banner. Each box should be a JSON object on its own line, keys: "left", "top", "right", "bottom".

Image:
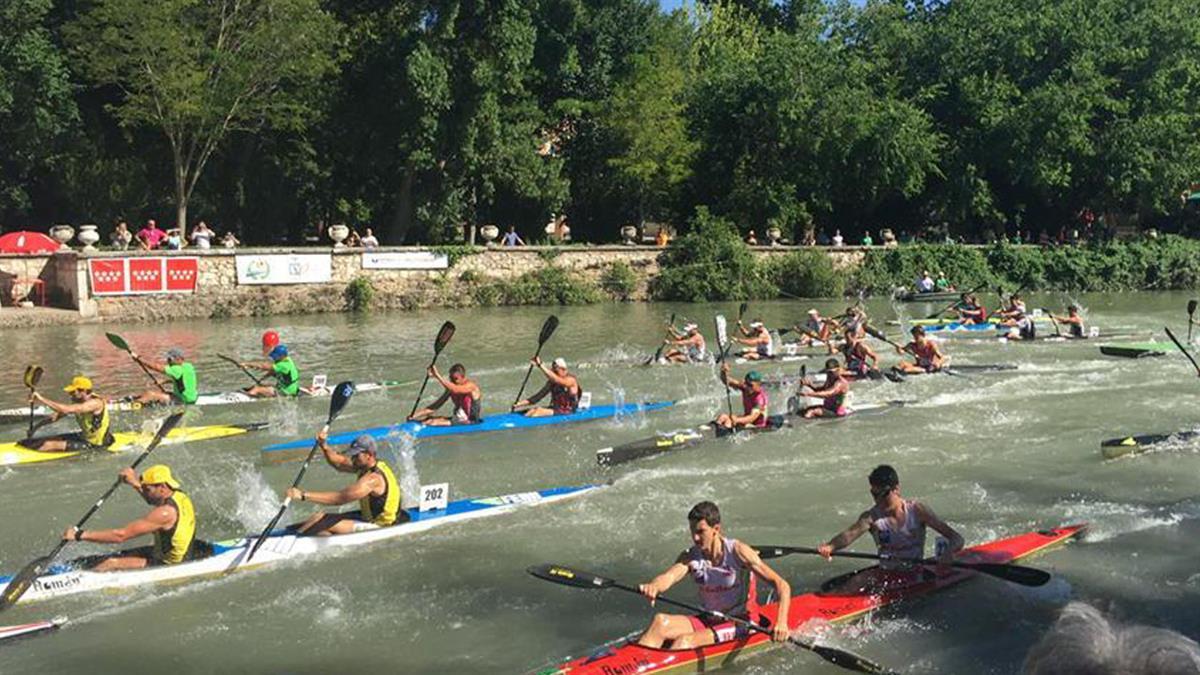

{"left": 88, "top": 258, "right": 198, "bottom": 296}
{"left": 235, "top": 254, "right": 332, "bottom": 285}
{"left": 361, "top": 250, "right": 449, "bottom": 270}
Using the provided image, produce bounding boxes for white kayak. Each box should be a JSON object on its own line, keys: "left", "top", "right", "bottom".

{"left": 0, "top": 617, "right": 64, "bottom": 642}
{"left": 0, "top": 484, "right": 601, "bottom": 606}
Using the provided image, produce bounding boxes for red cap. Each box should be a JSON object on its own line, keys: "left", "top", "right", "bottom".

{"left": 261, "top": 330, "right": 280, "bottom": 350}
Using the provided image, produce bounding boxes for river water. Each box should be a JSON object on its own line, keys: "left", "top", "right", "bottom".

{"left": 1, "top": 293, "right": 1198, "bottom": 674}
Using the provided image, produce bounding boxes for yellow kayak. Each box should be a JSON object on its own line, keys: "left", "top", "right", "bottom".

{"left": 0, "top": 423, "right": 269, "bottom": 467}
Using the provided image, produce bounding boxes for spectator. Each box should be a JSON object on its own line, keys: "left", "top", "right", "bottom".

{"left": 111, "top": 221, "right": 133, "bottom": 250}
{"left": 831, "top": 229, "right": 844, "bottom": 247}
{"left": 136, "top": 219, "right": 166, "bottom": 250}
{"left": 654, "top": 227, "right": 669, "bottom": 247}
{"left": 164, "top": 229, "right": 185, "bottom": 250}
{"left": 190, "top": 221, "right": 214, "bottom": 249}
{"left": 746, "top": 230, "right": 758, "bottom": 245}
{"left": 816, "top": 229, "right": 830, "bottom": 246}
{"left": 503, "top": 225, "right": 525, "bottom": 247}
{"left": 221, "top": 231, "right": 240, "bottom": 248}
{"left": 861, "top": 231, "right": 874, "bottom": 246}
{"left": 360, "top": 227, "right": 380, "bottom": 249}
{"left": 345, "top": 229, "right": 362, "bottom": 247}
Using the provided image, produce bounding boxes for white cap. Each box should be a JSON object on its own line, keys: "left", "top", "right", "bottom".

{"left": 749, "top": 321, "right": 764, "bottom": 329}
{"left": 807, "top": 309, "right": 819, "bottom": 316}
{"left": 552, "top": 357, "right": 567, "bottom": 369}
{"left": 683, "top": 323, "right": 698, "bottom": 331}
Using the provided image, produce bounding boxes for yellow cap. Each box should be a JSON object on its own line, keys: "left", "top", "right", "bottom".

{"left": 140, "top": 465, "right": 181, "bottom": 489}
{"left": 63, "top": 376, "right": 94, "bottom": 392}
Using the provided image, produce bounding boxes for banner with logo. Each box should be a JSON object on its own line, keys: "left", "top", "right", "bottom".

{"left": 235, "top": 253, "right": 332, "bottom": 285}
{"left": 361, "top": 250, "right": 449, "bottom": 270}
{"left": 89, "top": 257, "right": 199, "bottom": 296}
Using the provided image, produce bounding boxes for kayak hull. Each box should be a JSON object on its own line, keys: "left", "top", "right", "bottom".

{"left": 0, "top": 484, "right": 602, "bottom": 606}
{"left": 0, "top": 618, "right": 64, "bottom": 643}
{"left": 1101, "top": 429, "right": 1199, "bottom": 459}
{"left": 0, "top": 423, "right": 269, "bottom": 467}
{"left": 1099, "top": 342, "right": 1172, "bottom": 358}
{"left": 538, "top": 525, "right": 1086, "bottom": 675}
{"left": 893, "top": 291, "right": 962, "bottom": 303}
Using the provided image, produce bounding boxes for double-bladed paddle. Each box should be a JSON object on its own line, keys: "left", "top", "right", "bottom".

{"left": 407, "top": 322, "right": 457, "bottom": 419}
{"left": 0, "top": 411, "right": 185, "bottom": 611}
{"left": 527, "top": 563, "right": 897, "bottom": 675}
{"left": 714, "top": 315, "right": 734, "bottom": 419}
{"left": 245, "top": 381, "right": 354, "bottom": 563}
{"left": 1040, "top": 308, "right": 1062, "bottom": 338}
{"left": 1188, "top": 300, "right": 1198, "bottom": 343}
{"left": 1164, "top": 326, "right": 1200, "bottom": 377}
{"left": 105, "top": 332, "right": 170, "bottom": 395}
{"left": 511, "top": 316, "right": 560, "bottom": 409}
{"left": 645, "top": 313, "right": 677, "bottom": 365}
{"left": 217, "top": 353, "right": 269, "bottom": 386}
{"left": 752, "top": 545, "right": 1051, "bottom": 587}
{"left": 23, "top": 365, "right": 43, "bottom": 438}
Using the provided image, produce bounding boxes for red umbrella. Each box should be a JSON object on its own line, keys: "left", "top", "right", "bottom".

{"left": 0, "top": 231, "right": 61, "bottom": 254}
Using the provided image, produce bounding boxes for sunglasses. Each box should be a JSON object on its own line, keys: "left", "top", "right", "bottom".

{"left": 869, "top": 485, "right": 893, "bottom": 498}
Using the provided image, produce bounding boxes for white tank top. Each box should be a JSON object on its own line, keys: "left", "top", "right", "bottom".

{"left": 686, "top": 537, "right": 753, "bottom": 613}
{"left": 869, "top": 499, "right": 926, "bottom": 567}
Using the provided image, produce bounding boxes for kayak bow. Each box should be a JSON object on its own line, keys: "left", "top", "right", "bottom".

{"left": 0, "top": 422, "right": 269, "bottom": 467}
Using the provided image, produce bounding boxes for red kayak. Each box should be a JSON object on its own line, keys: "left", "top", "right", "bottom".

{"left": 537, "top": 524, "right": 1085, "bottom": 674}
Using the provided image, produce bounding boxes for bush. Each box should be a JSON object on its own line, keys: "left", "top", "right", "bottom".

{"left": 852, "top": 244, "right": 996, "bottom": 295}
{"left": 600, "top": 261, "right": 638, "bottom": 300}
{"left": 498, "top": 266, "right": 602, "bottom": 305}
{"left": 429, "top": 245, "right": 479, "bottom": 267}
{"left": 344, "top": 276, "right": 375, "bottom": 311}
{"left": 763, "top": 250, "right": 845, "bottom": 298}
{"left": 653, "top": 207, "right": 777, "bottom": 301}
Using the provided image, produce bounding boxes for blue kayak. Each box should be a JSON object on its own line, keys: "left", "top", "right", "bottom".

{"left": 260, "top": 401, "right": 675, "bottom": 461}
{"left": 924, "top": 321, "right": 1002, "bottom": 333}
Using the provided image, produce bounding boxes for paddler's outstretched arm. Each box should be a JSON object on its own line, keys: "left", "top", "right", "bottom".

{"left": 914, "top": 502, "right": 963, "bottom": 563}
{"left": 130, "top": 353, "right": 166, "bottom": 374}
{"left": 62, "top": 469, "right": 174, "bottom": 543}
{"left": 736, "top": 542, "right": 791, "bottom": 641}
{"left": 638, "top": 553, "right": 690, "bottom": 605}
{"left": 287, "top": 472, "right": 383, "bottom": 507}
{"left": 430, "top": 366, "right": 475, "bottom": 395}
{"left": 314, "top": 429, "right": 354, "bottom": 472}
{"left": 817, "top": 511, "right": 873, "bottom": 558}
{"left": 513, "top": 381, "right": 551, "bottom": 410}
{"left": 239, "top": 360, "right": 275, "bottom": 372}
{"left": 718, "top": 363, "right": 743, "bottom": 391}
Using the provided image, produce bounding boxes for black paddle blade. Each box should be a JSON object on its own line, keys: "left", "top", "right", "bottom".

{"left": 0, "top": 555, "right": 53, "bottom": 611}
{"left": 327, "top": 381, "right": 355, "bottom": 422}
{"left": 1189, "top": 300, "right": 1197, "bottom": 316}
{"left": 31, "top": 366, "right": 44, "bottom": 388}
{"left": 105, "top": 332, "right": 131, "bottom": 352}
{"left": 738, "top": 302, "right": 748, "bottom": 321}
{"left": 539, "top": 315, "right": 560, "bottom": 345}
{"left": 956, "top": 561, "right": 1050, "bottom": 587}
{"left": 527, "top": 564, "right": 613, "bottom": 590}
{"left": 144, "top": 411, "right": 186, "bottom": 450}
{"left": 434, "top": 322, "right": 456, "bottom": 354}
{"left": 806, "top": 641, "right": 898, "bottom": 675}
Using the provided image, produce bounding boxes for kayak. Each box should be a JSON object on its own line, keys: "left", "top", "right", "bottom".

{"left": 893, "top": 290, "right": 961, "bottom": 303}
{"left": 0, "top": 422, "right": 269, "bottom": 467}
{"left": 0, "top": 617, "right": 64, "bottom": 643}
{"left": 0, "top": 483, "right": 601, "bottom": 606}
{"left": 260, "top": 401, "right": 675, "bottom": 462}
{"left": 1100, "top": 429, "right": 1199, "bottom": 459}
{"left": 763, "top": 369, "right": 905, "bottom": 388}
{"left": 0, "top": 379, "right": 407, "bottom": 425}
{"left": 901, "top": 316, "right": 1002, "bottom": 327}
{"left": 536, "top": 524, "right": 1086, "bottom": 675}
{"left": 1099, "top": 342, "right": 1173, "bottom": 358}
{"left": 733, "top": 354, "right": 811, "bottom": 365}
{"left": 597, "top": 401, "right": 907, "bottom": 466}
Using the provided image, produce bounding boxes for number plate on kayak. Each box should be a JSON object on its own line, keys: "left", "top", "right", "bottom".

{"left": 420, "top": 483, "right": 449, "bottom": 512}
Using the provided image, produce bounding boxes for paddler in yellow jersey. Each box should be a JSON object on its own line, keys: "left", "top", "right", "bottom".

{"left": 285, "top": 431, "right": 406, "bottom": 535}
{"left": 21, "top": 375, "right": 115, "bottom": 452}
{"left": 62, "top": 465, "right": 200, "bottom": 571}
{"left": 816, "top": 465, "right": 964, "bottom": 592}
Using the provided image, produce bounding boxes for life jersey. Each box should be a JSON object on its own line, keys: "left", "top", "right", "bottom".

{"left": 742, "top": 387, "right": 769, "bottom": 427}
{"left": 687, "top": 337, "right": 707, "bottom": 362}
{"left": 164, "top": 362, "right": 199, "bottom": 404}
{"left": 686, "top": 537, "right": 759, "bottom": 617}
{"left": 753, "top": 330, "right": 774, "bottom": 357}
{"left": 869, "top": 499, "right": 926, "bottom": 569}
{"left": 820, "top": 377, "right": 847, "bottom": 411}
{"left": 960, "top": 303, "right": 986, "bottom": 322}
{"left": 272, "top": 357, "right": 300, "bottom": 396}
{"left": 1068, "top": 320, "right": 1084, "bottom": 338}
{"left": 450, "top": 389, "right": 481, "bottom": 423}
{"left": 359, "top": 460, "right": 401, "bottom": 526}
{"left": 845, "top": 343, "right": 871, "bottom": 375}
{"left": 75, "top": 394, "right": 112, "bottom": 447}
{"left": 154, "top": 490, "right": 197, "bottom": 565}
{"left": 551, "top": 379, "right": 580, "bottom": 415}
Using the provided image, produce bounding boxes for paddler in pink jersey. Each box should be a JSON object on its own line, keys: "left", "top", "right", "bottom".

{"left": 408, "top": 363, "right": 482, "bottom": 426}
{"left": 799, "top": 358, "right": 851, "bottom": 418}
{"left": 817, "top": 465, "right": 964, "bottom": 592}
{"left": 636, "top": 501, "right": 792, "bottom": 649}
{"left": 894, "top": 325, "right": 946, "bottom": 374}
{"left": 714, "top": 363, "right": 768, "bottom": 430}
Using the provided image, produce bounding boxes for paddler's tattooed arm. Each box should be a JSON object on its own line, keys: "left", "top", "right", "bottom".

{"left": 817, "top": 511, "right": 873, "bottom": 559}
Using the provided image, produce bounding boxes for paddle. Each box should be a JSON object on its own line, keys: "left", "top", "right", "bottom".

{"left": 217, "top": 353, "right": 269, "bottom": 386}
{"left": 407, "top": 321, "right": 457, "bottom": 419}
{"left": 645, "top": 312, "right": 676, "bottom": 365}
{"left": 105, "top": 332, "right": 169, "bottom": 395}
{"left": 23, "top": 365, "right": 43, "bottom": 438}
{"left": 511, "top": 316, "right": 560, "bottom": 408}
{"left": 752, "top": 545, "right": 1051, "bottom": 587}
{"left": 1188, "top": 300, "right": 1198, "bottom": 343}
{"left": 1041, "top": 308, "right": 1062, "bottom": 338}
{"left": 529, "top": 564, "right": 896, "bottom": 674}
{"left": 714, "top": 315, "right": 735, "bottom": 420}
{"left": 1164, "top": 326, "right": 1200, "bottom": 377}
{"left": 864, "top": 325, "right": 904, "bottom": 351}
{"left": 0, "top": 411, "right": 185, "bottom": 611}
{"left": 245, "top": 381, "right": 354, "bottom": 563}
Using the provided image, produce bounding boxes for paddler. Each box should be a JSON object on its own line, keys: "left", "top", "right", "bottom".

{"left": 842, "top": 331, "right": 879, "bottom": 379}
{"left": 20, "top": 375, "right": 114, "bottom": 452}
{"left": 635, "top": 501, "right": 791, "bottom": 649}
{"left": 409, "top": 363, "right": 482, "bottom": 426}
{"left": 513, "top": 357, "right": 581, "bottom": 417}
{"left": 954, "top": 293, "right": 988, "bottom": 325}
{"left": 239, "top": 344, "right": 300, "bottom": 398}
{"left": 62, "top": 465, "right": 202, "bottom": 570}
{"left": 792, "top": 309, "right": 832, "bottom": 352}
{"left": 734, "top": 319, "right": 774, "bottom": 360}
{"left": 714, "top": 363, "right": 768, "bottom": 430}
{"left": 841, "top": 306, "right": 867, "bottom": 340}
{"left": 798, "top": 358, "right": 850, "bottom": 418}
{"left": 662, "top": 323, "right": 707, "bottom": 364}
{"left": 1048, "top": 305, "right": 1086, "bottom": 339}
{"left": 997, "top": 293, "right": 1036, "bottom": 340}
{"left": 894, "top": 325, "right": 946, "bottom": 374}
{"left": 285, "top": 431, "right": 406, "bottom": 535}
{"left": 131, "top": 347, "right": 199, "bottom": 405}
{"left": 817, "top": 465, "right": 964, "bottom": 591}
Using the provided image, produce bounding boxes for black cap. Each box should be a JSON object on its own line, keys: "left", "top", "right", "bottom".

{"left": 869, "top": 464, "right": 899, "bottom": 489}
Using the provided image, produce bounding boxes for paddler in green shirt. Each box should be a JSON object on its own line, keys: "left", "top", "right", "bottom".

{"left": 240, "top": 344, "right": 301, "bottom": 398}
{"left": 132, "top": 347, "right": 199, "bottom": 405}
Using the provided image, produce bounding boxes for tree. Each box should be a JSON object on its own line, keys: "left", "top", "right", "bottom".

{"left": 66, "top": 0, "right": 339, "bottom": 235}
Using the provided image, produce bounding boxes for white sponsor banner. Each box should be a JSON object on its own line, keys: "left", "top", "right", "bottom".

{"left": 235, "top": 253, "right": 332, "bottom": 285}
{"left": 361, "top": 250, "right": 449, "bottom": 270}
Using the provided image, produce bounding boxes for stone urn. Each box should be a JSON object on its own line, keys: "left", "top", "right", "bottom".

{"left": 49, "top": 224, "right": 75, "bottom": 250}
{"left": 766, "top": 226, "right": 782, "bottom": 245}
{"left": 881, "top": 228, "right": 898, "bottom": 247}
{"left": 620, "top": 225, "right": 638, "bottom": 245}
{"left": 328, "top": 224, "right": 350, "bottom": 247}
{"left": 77, "top": 223, "right": 100, "bottom": 251}
{"left": 480, "top": 224, "right": 500, "bottom": 243}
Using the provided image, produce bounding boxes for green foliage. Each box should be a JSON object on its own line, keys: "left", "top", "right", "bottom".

{"left": 344, "top": 276, "right": 375, "bottom": 312}
{"left": 537, "top": 248, "right": 562, "bottom": 262}
{"left": 458, "top": 269, "right": 481, "bottom": 284}
{"left": 430, "top": 245, "right": 479, "bottom": 268}
{"left": 496, "top": 266, "right": 602, "bottom": 306}
{"left": 653, "top": 207, "right": 777, "bottom": 301}
{"left": 600, "top": 261, "right": 638, "bottom": 300}
{"left": 852, "top": 245, "right": 997, "bottom": 295}
{"left": 762, "top": 250, "right": 845, "bottom": 298}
